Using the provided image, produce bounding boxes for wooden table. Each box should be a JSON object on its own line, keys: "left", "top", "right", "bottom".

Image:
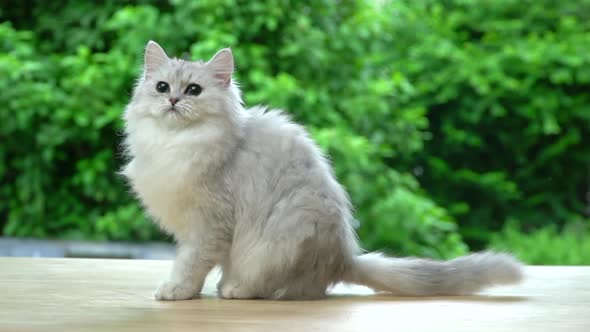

{"left": 0, "top": 258, "right": 588, "bottom": 332}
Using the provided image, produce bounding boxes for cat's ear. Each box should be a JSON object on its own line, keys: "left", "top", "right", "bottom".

{"left": 144, "top": 40, "right": 169, "bottom": 78}
{"left": 206, "top": 48, "right": 234, "bottom": 88}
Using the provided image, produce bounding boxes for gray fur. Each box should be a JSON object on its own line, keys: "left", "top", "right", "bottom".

{"left": 121, "top": 41, "right": 523, "bottom": 301}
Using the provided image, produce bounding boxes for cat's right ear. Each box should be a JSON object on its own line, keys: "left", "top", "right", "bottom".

{"left": 144, "top": 40, "right": 169, "bottom": 79}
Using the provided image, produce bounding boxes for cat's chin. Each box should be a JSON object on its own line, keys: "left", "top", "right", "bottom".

{"left": 164, "top": 108, "right": 181, "bottom": 115}
{"left": 156, "top": 111, "right": 202, "bottom": 129}
{"left": 159, "top": 108, "right": 188, "bottom": 119}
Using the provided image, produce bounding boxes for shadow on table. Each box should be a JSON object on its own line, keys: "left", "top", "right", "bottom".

{"left": 325, "top": 293, "right": 528, "bottom": 303}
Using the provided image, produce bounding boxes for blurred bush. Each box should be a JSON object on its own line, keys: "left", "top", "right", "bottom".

{"left": 387, "top": 0, "right": 590, "bottom": 249}
{"left": 491, "top": 221, "right": 590, "bottom": 265}
{"left": 1, "top": 0, "right": 588, "bottom": 262}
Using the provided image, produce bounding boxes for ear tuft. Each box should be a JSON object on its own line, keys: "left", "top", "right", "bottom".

{"left": 207, "top": 48, "right": 234, "bottom": 88}
{"left": 144, "top": 41, "right": 169, "bottom": 78}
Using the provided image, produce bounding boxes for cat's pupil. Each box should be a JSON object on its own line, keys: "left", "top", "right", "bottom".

{"left": 156, "top": 82, "right": 169, "bottom": 93}
{"left": 185, "top": 84, "right": 202, "bottom": 96}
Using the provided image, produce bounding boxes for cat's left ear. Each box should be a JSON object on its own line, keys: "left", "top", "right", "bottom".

{"left": 144, "top": 40, "right": 169, "bottom": 79}
{"left": 206, "top": 48, "right": 234, "bottom": 88}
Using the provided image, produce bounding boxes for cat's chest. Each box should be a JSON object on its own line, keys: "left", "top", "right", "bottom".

{"left": 126, "top": 156, "right": 189, "bottom": 193}
{"left": 123, "top": 154, "right": 212, "bottom": 233}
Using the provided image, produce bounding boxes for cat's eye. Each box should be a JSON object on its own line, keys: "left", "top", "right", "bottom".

{"left": 185, "top": 84, "right": 202, "bottom": 96}
{"left": 156, "top": 81, "right": 169, "bottom": 93}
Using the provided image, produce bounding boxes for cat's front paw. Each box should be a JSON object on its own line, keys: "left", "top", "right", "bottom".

{"left": 153, "top": 281, "right": 198, "bottom": 301}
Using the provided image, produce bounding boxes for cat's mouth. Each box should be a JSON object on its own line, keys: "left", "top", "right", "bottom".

{"left": 161, "top": 105, "right": 191, "bottom": 121}
{"left": 162, "top": 106, "right": 190, "bottom": 121}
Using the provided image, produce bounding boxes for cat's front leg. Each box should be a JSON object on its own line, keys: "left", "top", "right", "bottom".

{"left": 154, "top": 244, "right": 214, "bottom": 301}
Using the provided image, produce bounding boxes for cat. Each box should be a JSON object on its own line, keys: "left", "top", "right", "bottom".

{"left": 121, "top": 40, "right": 523, "bottom": 300}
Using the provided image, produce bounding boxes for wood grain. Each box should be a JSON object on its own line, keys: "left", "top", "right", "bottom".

{"left": 0, "top": 258, "right": 588, "bottom": 332}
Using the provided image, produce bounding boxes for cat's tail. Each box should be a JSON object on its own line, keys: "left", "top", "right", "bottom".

{"left": 343, "top": 251, "right": 523, "bottom": 296}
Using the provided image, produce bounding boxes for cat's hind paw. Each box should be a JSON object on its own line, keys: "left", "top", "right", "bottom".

{"left": 219, "top": 282, "right": 255, "bottom": 299}
{"left": 153, "top": 281, "right": 198, "bottom": 301}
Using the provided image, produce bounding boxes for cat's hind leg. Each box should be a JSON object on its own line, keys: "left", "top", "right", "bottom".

{"left": 219, "top": 222, "right": 352, "bottom": 300}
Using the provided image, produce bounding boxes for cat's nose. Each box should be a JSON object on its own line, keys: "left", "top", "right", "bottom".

{"left": 169, "top": 98, "right": 179, "bottom": 105}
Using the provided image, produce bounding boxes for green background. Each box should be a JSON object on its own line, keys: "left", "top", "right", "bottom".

{"left": 1, "top": 0, "right": 589, "bottom": 264}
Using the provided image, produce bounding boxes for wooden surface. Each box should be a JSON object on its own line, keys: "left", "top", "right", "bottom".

{"left": 0, "top": 258, "right": 588, "bottom": 332}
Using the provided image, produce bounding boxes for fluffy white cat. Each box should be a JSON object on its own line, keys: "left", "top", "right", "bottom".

{"left": 121, "top": 41, "right": 523, "bottom": 300}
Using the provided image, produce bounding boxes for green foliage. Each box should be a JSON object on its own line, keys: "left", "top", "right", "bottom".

{"left": 1, "top": 0, "right": 588, "bottom": 263}
{"left": 491, "top": 221, "right": 590, "bottom": 265}
{"left": 383, "top": 0, "right": 590, "bottom": 247}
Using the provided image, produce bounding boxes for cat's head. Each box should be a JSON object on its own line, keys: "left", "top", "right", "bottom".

{"left": 126, "top": 41, "right": 242, "bottom": 128}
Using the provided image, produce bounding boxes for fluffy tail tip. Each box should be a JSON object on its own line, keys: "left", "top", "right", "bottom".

{"left": 348, "top": 250, "right": 524, "bottom": 296}
{"left": 464, "top": 251, "right": 524, "bottom": 285}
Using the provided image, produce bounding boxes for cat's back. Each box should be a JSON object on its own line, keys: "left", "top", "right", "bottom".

{"left": 230, "top": 106, "right": 348, "bottom": 210}
{"left": 239, "top": 106, "right": 320, "bottom": 167}
{"left": 229, "top": 106, "right": 355, "bottom": 258}
{"left": 245, "top": 106, "right": 307, "bottom": 141}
